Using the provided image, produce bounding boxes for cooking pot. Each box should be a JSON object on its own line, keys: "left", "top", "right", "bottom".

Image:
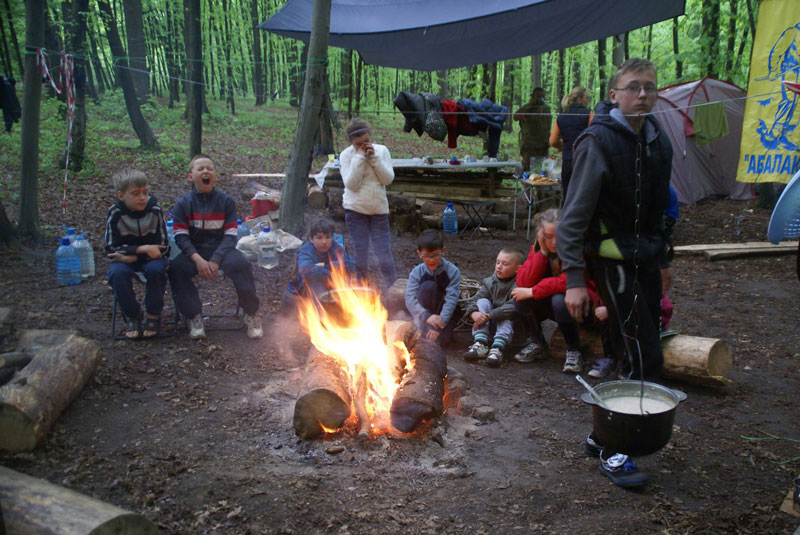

{"left": 580, "top": 380, "right": 687, "bottom": 457}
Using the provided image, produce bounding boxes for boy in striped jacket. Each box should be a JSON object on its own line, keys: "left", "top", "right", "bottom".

{"left": 170, "top": 154, "right": 263, "bottom": 340}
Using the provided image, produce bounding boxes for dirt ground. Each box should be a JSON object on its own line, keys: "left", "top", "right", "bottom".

{"left": 2, "top": 181, "right": 800, "bottom": 534}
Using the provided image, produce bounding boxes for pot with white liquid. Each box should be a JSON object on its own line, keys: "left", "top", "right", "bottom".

{"left": 580, "top": 380, "right": 687, "bottom": 456}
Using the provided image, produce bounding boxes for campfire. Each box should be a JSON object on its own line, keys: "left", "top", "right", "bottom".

{"left": 293, "top": 265, "right": 447, "bottom": 439}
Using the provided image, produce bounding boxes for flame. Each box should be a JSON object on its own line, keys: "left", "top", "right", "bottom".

{"left": 297, "top": 263, "right": 406, "bottom": 435}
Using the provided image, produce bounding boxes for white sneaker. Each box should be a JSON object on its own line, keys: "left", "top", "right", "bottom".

{"left": 463, "top": 341, "right": 489, "bottom": 361}
{"left": 244, "top": 313, "right": 263, "bottom": 339}
{"left": 188, "top": 315, "right": 206, "bottom": 340}
{"left": 563, "top": 349, "right": 583, "bottom": 373}
{"left": 486, "top": 347, "right": 504, "bottom": 367}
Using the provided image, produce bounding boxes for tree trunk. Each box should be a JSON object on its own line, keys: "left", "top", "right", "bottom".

{"left": 530, "top": 53, "right": 541, "bottom": 90}
{"left": 122, "top": 0, "right": 149, "bottom": 101}
{"left": 17, "top": 0, "right": 45, "bottom": 241}
{"left": 556, "top": 49, "right": 564, "bottom": 109}
{"left": 0, "top": 336, "right": 101, "bottom": 452}
{"left": 725, "top": 0, "right": 738, "bottom": 79}
{"left": 703, "top": 0, "right": 720, "bottom": 78}
{"left": 597, "top": 37, "right": 607, "bottom": 98}
{"left": 62, "top": 0, "right": 90, "bottom": 172}
{"left": 390, "top": 338, "right": 446, "bottom": 433}
{"left": 97, "top": 0, "right": 158, "bottom": 149}
{"left": 2, "top": 0, "right": 23, "bottom": 76}
{"left": 0, "top": 9, "right": 14, "bottom": 75}
{"left": 488, "top": 62, "right": 497, "bottom": 102}
{"left": 672, "top": 16, "right": 682, "bottom": 80}
{"left": 572, "top": 53, "right": 580, "bottom": 89}
{"left": 646, "top": 24, "right": 653, "bottom": 60}
{"left": 252, "top": 0, "right": 265, "bottom": 105}
{"left": 279, "top": 0, "right": 331, "bottom": 235}
{"left": 87, "top": 26, "right": 107, "bottom": 93}
{"left": 186, "top": 0, "right": 202, "bottom": 156}
{"left": 0, "top": 466, "right": 160, "bottom": 534}
{"left": 502, "top": 61, "right": 513, "bottom": 132}
{"left": 346, "top": 49, "right": 353, "bottom": 119}
{"left": 165, "top": 2, "right": 179, "bottom": 107}
{"left": 612, "top": 33, "right": 625, "bottom": 67}
{"left": 354, "top": 55, "right": 362, "bottom": 116}
{"left": 221, "top": 0, "right": 235, "bottom": 114}
{"left": 293, "top": 347, "right": 352, "bottom": 439}
{"left": 0, "top": 200, "right": 17, "bottom": 248}
{"left": 745, "top": 0, "right": 756, "bottom": 39}
{"left": 437, "top": 69, "right": 448, "bottom": 99}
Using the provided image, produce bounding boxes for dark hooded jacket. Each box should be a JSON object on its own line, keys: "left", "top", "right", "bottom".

{"left": 104, "top": 195, "right": 169, "bottom": 256}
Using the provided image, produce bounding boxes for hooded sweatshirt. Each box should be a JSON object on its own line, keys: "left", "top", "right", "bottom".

{"left": 104, "top": 195, "right": 168, "bottom": 256}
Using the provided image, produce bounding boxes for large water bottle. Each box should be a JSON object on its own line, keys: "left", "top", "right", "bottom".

{"left": 237, "top": 219, "right": 249, "bottom": 241}
{"left": 63, "top": 227, "right": 77, "bottom": 244}
{"left": 257, "top": 225, "right": 278, "bottom": 269}
{"left": 55, "top": 238, "right": 82, "bottom": 286}
{"left": 73, "top": 234, "right": 95, "bottom": 278}
{"left": 442, "top": 202, "right": 458, "bottom": 234}
{"left": 166, "top": 220, "right": 180, "bottom": 260}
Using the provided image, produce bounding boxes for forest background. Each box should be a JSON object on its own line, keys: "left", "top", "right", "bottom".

{"left": 0, "top": 0, "right": 760, "bottom": 242}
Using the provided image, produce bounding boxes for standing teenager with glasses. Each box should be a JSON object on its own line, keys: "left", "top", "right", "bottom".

{"left": 556, "top": 58, "right": 673, "bottom": 488}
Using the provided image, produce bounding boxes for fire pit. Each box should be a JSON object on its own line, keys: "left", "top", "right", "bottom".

{"left": 292, "top": 267, "right": 447, "bottom": 439}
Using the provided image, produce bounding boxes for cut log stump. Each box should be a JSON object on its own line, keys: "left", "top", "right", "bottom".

{"left": 0, "top": 335, "right": 102, "bottom": 452}
{"left": 0, "top": 466, "right": 160, "bottom": 534}
{"left": 390, "top": 338, "right": 447, "bottom": 433}
{"left": 384, "top": 278, "right": 409, "bottom": 316}
{"left": 307, "top": 184, "right": 326, "bottom": 207}
{"left": 293, "top": 347, "right": 352, "bottom": 439}
{"left": 661, "top": 334, "right": 732, "bottom": 386}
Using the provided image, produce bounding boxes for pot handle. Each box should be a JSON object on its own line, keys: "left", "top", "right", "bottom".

{"left": 580, "top": 392, "right": 596, "bottom": 405}
{"left": 670, "top": 388, "right": 688, "bottom": 403}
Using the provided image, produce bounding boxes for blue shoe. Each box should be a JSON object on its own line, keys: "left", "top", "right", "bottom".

{"left": 588, "top": 358, "right": 615, "bottom": 379}
{"left": 599, "top": 452, "right": 648, "bottom": 488}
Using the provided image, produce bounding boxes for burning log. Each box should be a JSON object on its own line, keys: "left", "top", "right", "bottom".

{"left": 0, "top": 335, "right": 101, "bottom": 452}
{"left": 390, "top": 338, "right": 447, "bottom": 433}
{"left": 0, "top": 466, "right": 159, "bottom": 534}
{"left": 293, "top": 347, "right": 352, "bottom": 439}
{"left": 384, "top": 319, "right": 417, "bottom": 380}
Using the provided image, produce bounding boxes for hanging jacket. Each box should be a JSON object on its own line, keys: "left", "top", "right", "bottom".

{"left": 442, "top": 100, "right": 481, "bottom": 149}
{"left": 392, "top": 91, "right": 425, "bottom": 136}
{"left": 0, "top": 76, "right": 21, "bottom": 133}
{"left": 104, "top": 195, "right": 169, "bottom": 256}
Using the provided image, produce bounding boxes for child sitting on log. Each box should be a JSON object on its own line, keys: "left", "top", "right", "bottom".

{"left": 283, "top": 217, "right": 359, "bottom": 307}
{"left": 463, "top": 248, "right": 525, "bottom": 367}
{"left": 405, "top": 229, "right": 461, "bottom": 346}
{"left": 104, "top": 169, "right": 169, "bottom": 339}
{"left": 512, "top": 208, "right": 601, "bottom": 373}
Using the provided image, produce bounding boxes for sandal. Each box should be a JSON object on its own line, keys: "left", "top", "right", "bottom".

{"left": 124, "top": 315, "right": 141, "bottom": 340}
{"left": 141, "top": 316, "right": 160, "bottom": 339}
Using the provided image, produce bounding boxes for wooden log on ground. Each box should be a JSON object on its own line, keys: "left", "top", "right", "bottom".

{"left": 307, "top": 184, "right": 326, "bottom": 207}
{"left": 0, "top": 336, "right": 102, "bottom": 452}
{"left": 705, "top": 247, "right": 796, "bottom": 260}
{"left": 240, "top": 181, "right": 283, "bottom": 204}
{"left": 0, "top": 466, "right": 160, "bottom": 534}
{"left": 15, "top": 329, "right": 77, "bottom": 354}
{"left": 661, "top": 334, "right": 732, "bottom": 386}
{"left": 293, "top": 347, "right": 352, "bottom": 439}
{"left": 384, "top": 278, "right": 409, "bottom": 316}
{"left": 674, "top": 240, "right": 796, "bottom": 255}
{"left": 0, "top": 352, "right": 33, "bottom": 370}
{"left": 390, "top": 338, "right": 447, "bottom": 433}
{"left": 384, "top": 320, "right": 416, "bottom": 381}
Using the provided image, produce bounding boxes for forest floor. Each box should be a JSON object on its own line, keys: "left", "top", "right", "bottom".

{"left": 1, "top": 94, "right": 799, "bottom": 534}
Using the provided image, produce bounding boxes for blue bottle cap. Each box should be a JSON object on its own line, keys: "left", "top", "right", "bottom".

{"left": 237, "top": 219, "right": 242, "bottom": 224}
{"left": 61, "top": 238, "right": 71, "bottom": 245}
{"left": 66, "top": 228, "right": 76, "bottom": 235}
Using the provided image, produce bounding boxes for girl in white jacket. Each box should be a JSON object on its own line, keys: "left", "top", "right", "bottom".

{"left": 339, "top": 118, "right": 396, "bottom": 290}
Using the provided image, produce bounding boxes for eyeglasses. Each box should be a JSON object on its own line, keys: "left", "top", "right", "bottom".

{"left": 614, "top": 85, "right": 658, "bottom": 96}
{"left": 419, "top": 252, "right": 443, "bottom": 260}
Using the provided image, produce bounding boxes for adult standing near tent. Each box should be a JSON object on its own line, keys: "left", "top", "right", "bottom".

{"left": 514, "top": 88, "right": 551, "bottom": 172}
{"left": 339, "top": 117, "right": 397, "bottom": 291}
{"left": 549, "top": 87, "right": 593, "bottom": 198}
{"left": 558, "top": 58, "right": 673, "bottom": 488}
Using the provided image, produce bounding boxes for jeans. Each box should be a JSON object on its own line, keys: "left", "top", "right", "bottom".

{"left": 344, "top": 209, "right": 396, "bottom": 290}
{"left": 169, "top": 248, "right": 259, "bottom": 318}
{"left": 417, "top": 279, "right": 456, "bottom": 345}
{"left": 473, "top": 298, "right": 514, "bottom": 341}
{"left": 107, "top": 257, "right": 168, "bottom": 319}
{"left": 515, "top": 293, "right": 581, "bottom": 350}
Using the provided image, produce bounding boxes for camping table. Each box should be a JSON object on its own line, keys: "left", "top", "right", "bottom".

{"left": 513, "top": 176, "right": 562, "bottom": 240}
{"left": 457, "top": 200, "right": 496, "bottom": 239}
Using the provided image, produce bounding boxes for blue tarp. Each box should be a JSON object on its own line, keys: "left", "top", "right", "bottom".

{"left": 258, "top": 0, "right": 686, "bottom": 71}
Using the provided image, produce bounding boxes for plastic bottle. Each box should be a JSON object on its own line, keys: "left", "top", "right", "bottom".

{"left": 237, "top": 219, "right": 249, "bottom": 241}
{"left": 73, "top": 234, "right": 95, "bottom": 278}
{"left": 55, "top": 238, "right": 82, "bottom": 286}
{"left": 63, "top": 227, "right": 77, "bottom": 244}
{"left": 166, "top": 220, "right": 180, "bottom": 260}
{"left": 257, "top": 225, "right": 278, "bottom": 269}
{"left": 442, "top": 202, "right": 458, "bottom": 234}
{"left": 333, "top": 233, "right": 344, "bottom": 249}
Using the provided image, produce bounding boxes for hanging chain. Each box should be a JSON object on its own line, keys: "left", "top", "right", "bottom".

{"left": 621, "top": 138, "right": 644, "bottom": 394}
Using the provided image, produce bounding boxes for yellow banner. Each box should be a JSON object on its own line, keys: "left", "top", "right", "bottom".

{"left": 737, "top": 1, "right": 800, "bottom": 183}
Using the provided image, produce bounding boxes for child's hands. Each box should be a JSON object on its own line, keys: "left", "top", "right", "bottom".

{"left": 107, "top": 252, "right": 136, "bottom": 263}
{"left": 470, "top": 311, "right": 490, "bottom": 328}
{"left": 193, "top": 256, "right": 219, "bottom": 280}
{"left": 537, "top": 226, "right": 548, "bottom": 253}
{"left": 137, "top": 244, "right": 167, "bottom": 259}
{"left": 594, "top": 305, "right": 608, "bottom": 322}
{"left": 511, "top": 287, "right": 533, "bottom": 301}
{"left": 426, "top": 314, "right": 445, "bottom": 330}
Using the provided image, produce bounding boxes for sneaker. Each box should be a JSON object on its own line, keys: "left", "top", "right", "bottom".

{"left": 188, "top": 315, "right": 206, "bottom": 340}
{"left": 244, "top": 313, "right": 264, "bottom": 340}
{"left": 599, "top": 452, "right": 648, "bottom": 488}
{"left": 562, "top": 349, "right": 583, "bottom": 373}
{"left": 486, "top": 348, "right": 503, "bottom": 367}
{"left": 463, "top": 341, "right": 489, "bottom": 361}
{"left": 513, "top": 341, "right": 547, "bottom": 363}
{"left": 585, "top": 432, "right": 603, "bottom": 457}
{"left": 588, "top": 358, "right": 615, "bottom": 379}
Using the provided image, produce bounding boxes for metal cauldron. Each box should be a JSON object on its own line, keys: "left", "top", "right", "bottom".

{"left": 581, "top": 380, "right": 687, "bottom": 456}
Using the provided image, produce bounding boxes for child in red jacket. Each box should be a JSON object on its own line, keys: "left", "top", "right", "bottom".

{"left": 512, "top": 208, "right": 600, "bottom": 373}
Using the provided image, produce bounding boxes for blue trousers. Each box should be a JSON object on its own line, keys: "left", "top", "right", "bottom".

{"left": 473, "top": 298, "right": 514, "bottom": 341}
{"left": 169, "top": 248, "right": 259, "bottom": 318}
{"left": 417, "top": 279, "right": 456, "bottom": 345}
{"left": 344, "top": 209, "right": 396, "bottom": 290}
{"left": 515, "top": 293, "right": 581, "bottom": 350}
{"left": 107, "top": 257, "right": 168, "bottom": 320}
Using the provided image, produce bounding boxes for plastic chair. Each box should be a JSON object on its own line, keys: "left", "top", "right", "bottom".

{"left": 110, "top": 272, "right": 180, "bottom": 340}
{"left": 767, "top": 169, "right": 800, "bottom": 244}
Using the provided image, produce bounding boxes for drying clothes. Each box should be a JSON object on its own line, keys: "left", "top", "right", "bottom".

{"left": 442, "top": 100, "right": 481, "bottom": 149}
{"left": 457, "top": 98, "right": 508, "bottom": 157}
{"left": 392, "top": 91, "right": 425, "bottom": 136}
{"left": 421, "top": 92, "right": 447, "bottom": 142}
{"left": 0, "top": 76, "right": 21, "bottom": 133}
{"left": 693, "top": 102, "right": 729, "bottom": 146}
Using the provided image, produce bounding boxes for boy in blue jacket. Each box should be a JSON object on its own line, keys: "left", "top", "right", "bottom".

{"left": 405, "top": 229, "right": 461, "bottom": 345}
{"left": 170, "top": 154, "right": 262, "bottom": 340}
